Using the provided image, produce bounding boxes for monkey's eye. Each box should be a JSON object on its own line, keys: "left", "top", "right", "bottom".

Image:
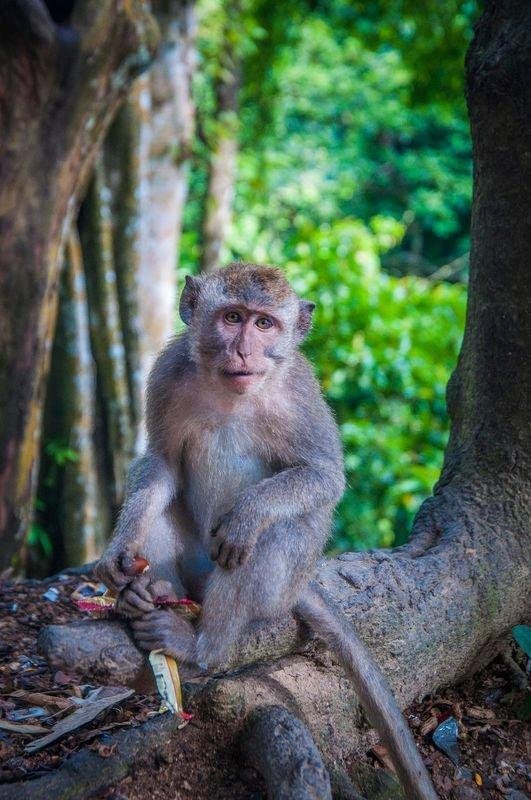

{"left": 224, "top": 311, "right": 242, "bottom": 324}
{"left": 255, "top": 317, "right": 274, "bottom": 330}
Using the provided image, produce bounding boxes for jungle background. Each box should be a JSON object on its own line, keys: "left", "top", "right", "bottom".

{"left": 22, "top": 0, "right": 476, "bottom": 576}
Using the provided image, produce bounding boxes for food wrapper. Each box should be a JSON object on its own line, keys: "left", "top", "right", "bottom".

{"left": 148, "top": 650, "right": 193, "bottom": 723}
{"left": 73, "top": 592, "right": 201, "bottom": 618}
{"left": 73, "top": 593, "right": 117, "bottom": 614}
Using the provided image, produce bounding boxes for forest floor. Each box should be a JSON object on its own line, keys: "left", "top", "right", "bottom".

{"left": 0, "top": 573, "right": 528, "bottom": 800}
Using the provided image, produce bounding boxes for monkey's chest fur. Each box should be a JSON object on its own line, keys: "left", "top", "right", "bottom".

{"left": 181, "top": 420, "right": 272, "bottom": 539}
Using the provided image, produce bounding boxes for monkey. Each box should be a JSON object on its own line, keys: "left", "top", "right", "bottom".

{"left": 95, "top": 262, "right": 437, "bottom": 800}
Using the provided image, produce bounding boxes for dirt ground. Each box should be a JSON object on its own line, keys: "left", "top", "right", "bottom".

{"left": 0, "top": 574, "right": 528, "bottom": 800}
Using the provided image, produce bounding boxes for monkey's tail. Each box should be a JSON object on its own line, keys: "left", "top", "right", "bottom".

{"left": 294, "top": 582, "right": 438, "bottom": 800}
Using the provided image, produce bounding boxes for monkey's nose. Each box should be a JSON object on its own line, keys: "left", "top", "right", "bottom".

{"left": 236, "top": 342, "right": 252, "bottom": 359}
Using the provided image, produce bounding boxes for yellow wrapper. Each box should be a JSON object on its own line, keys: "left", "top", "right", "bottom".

{"left": 148, "top": 650, "right": 184, "bottom": 716}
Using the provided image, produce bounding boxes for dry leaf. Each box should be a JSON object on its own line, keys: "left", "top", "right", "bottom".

{"left": 466, "top": 706, "right": 496, "bottom": 720}
{"left": 0, "top": 718, "right": 48, "bottom": 735}
{"left": 90, "top": 742, "right": 117, "bottom": 758}
{"left": 420, "top": 715, "right": 439, "bottom": 736}
{"left": 9, "top": 690, "right": 74, "bottom": 711}
{"left": 371, "top": 743, "right": 397, "bottom": 774}
{"left": 24, "top": 687, "right": 133, "bottom": 753}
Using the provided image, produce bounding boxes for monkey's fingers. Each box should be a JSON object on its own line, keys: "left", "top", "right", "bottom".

{"left": 118, "top": 550, "right": 135, "bottom": 572}
{"left": 115, "top": 587, "right": 155, "bottom": 618}
{"left": 131, "top": 630, "right": 164, "bottom": 652}
{"left": 217, "top": 540, "right": 243, "bottom": 570}
{"left": 132, "top": 614, "right": 173, "bottom": 649}
{"left": 95, "top": 560, "right": 131, "bottom": 592}
{"left": 213, "top": 540, "right": 229, "bottom": 567}
{"left": 225, "top": 544, "right": 246, "bottom": 570}
{"left": 146, "top": 579, "right": 179, "bottom": 602}
{"left": 128, "top": 574, "right": 154, "bottom": 603}
{"left": 210, "top": 535, "right": 223, "bottom": 561}
{"left": 131, "top": 610, "right": 171, "bottom": 630}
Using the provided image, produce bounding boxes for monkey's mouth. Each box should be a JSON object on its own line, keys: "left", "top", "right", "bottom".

{"left": 222, "top": 369, "right": 266, "bottom": 389}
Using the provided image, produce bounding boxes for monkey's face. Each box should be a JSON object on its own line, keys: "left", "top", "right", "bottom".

{"left": 207, "top": 304, "right": 287, "bottom": 395}
{"left": 180, "top": 264, "right": 315, "bottom": 395}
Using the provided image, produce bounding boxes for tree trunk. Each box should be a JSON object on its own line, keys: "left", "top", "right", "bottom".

{"left": 137, "top": 0, "right": 197, "bottom": 391}
{"left": 0, "top": 0, "right": 157, "bottom": 570}
{"left": 79, "top": 161, "right": 136, "bottom": 508}
{"left": 32, "top": 231, "right": 109, "bottom": 576}
{"left": 104, "top": 101, "right": 146, "bottom": 440}
{"left": 38, "top": 1, "right": 531, "bottom": 795}
{"left": 200, "top": 10, "right": 240, "bottom": 273}
{"left": 32, "top": 2, "right": 197, "bottom": 569}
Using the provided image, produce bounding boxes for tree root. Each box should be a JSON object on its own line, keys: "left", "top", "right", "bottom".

{"left": 0, "top": 712, "right": 180, "bottom": 800}
{"left": 37, "top": 486, "right": 530, "bottom": 797}
{"left": 241, "top": 705, "right": 332, "bottom": 800}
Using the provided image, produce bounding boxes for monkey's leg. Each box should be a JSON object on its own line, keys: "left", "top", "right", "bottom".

{"left": 116, "top": 505, "right": 187, "bottom": 618}
{"left": 95, "top": 452, "right": 176, "bottom": 591}
{"left": 295, "top": 583, "right": 438, "bottom": 800}
{"left": 129, "top": 511, "right": 211, "bottom": 660}
{"left": 128, "top": 512, "right": 201, "bottom": 661}
{"left": 196, "top": 519, "right": 320, "bottom": 669}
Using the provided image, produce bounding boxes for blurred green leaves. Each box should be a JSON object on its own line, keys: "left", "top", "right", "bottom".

{"left": 513, "top": 625, "right": 531, "bottom": 658}
{"left": 183, "top": 0, "right": 471, "bottom": 551}
{"left": 283, "top": 217, "right": 465, "bottom": 551}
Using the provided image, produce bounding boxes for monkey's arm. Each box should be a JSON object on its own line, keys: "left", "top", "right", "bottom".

{"left": 211, "top": 397, "right": 345, "bottom": 569}
{"left": 94, "top": 451, "right": 176, "bottom": 591}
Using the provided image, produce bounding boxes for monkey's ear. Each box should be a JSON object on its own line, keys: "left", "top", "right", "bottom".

{"left": 297, "top": 300, "right": 316, "bottom": 339}
{"left": 179, "top": 275, "right": 201, "bottom": 325}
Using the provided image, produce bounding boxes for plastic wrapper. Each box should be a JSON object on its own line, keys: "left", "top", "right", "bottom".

{"left": 432, "top": 715, "right": 459, "bottom": 764}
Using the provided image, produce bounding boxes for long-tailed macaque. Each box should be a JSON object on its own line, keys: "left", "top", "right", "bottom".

{"left": 95, "top": 262, "right": 437, "bottom": 800}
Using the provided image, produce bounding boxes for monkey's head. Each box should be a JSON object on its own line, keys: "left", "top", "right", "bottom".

{"left": 179, "top": 262, "right": 315, "bottom": 394}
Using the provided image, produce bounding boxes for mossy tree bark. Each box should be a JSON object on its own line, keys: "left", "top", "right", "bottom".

{"left": 40, "top": 2, "right": 531, "bottom": 794}
{"left": 0, "top": 0, "right": 158, "bottom": 570}
{"left": 36, "top": 232, "right": 109, "bottom": 572}
{"left": 137, "top": 0, "right": 197, "bottom": 392}
{"left": 199, "top": 0, "right": 240, "bottom": 273}
{"left": 79, "top": 161, "right": 137, "bottom": 508}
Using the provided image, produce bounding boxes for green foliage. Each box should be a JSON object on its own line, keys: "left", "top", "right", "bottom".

{"left": 513, "top": 625, "right": 531, "bottom": 657}
{"left": 329, "top": 0, "right": 479, "bottom": 104}
{"left": 25, "top": 441, "right": 79, "bottom": 572}
{"left": 27, "top": 521, "right": 53, "bottom": 561}
{"left": 232, "top": 15, "right": 472, "bottom": 276}
{"left": 184, "top": 0, "right": 472, "bottom": 551}
{"left": 44, "top": 441, "right": 79, "bottom": 468}
{"left": 284, "top": 218, "right": 465, "bottom": 550}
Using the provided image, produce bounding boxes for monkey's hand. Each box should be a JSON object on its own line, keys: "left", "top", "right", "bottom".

{"left": 115, "top": 574, "right": 155, "bottom": 619}
{"left": 210, "top": 509, "right": 257, "bottom": 570}
{"left": 94, "top": 547, "right": 138, "bottom": 592}
{"left": 115, "top": 577, "right": 182, "bottom": 619}
{"left": 131, "top": 610, "right": 196, "bottom": 663}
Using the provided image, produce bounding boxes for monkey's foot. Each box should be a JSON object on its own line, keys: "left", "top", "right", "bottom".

{"left": 131, "top": 609, "right": 197, "bottom": 665}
